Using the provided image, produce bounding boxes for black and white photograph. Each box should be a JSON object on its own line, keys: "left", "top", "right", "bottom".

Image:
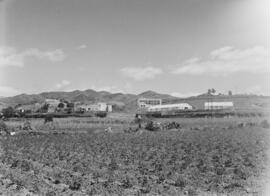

{"left": 0, "top": 0, "right": 270, "bottom": 195}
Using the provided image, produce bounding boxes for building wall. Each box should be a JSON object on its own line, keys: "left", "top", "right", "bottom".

{"left": 75, "top": 102, "right": 113, "bottom": 112}
{"left": 138, "top": 98, "right": 162, "bottom": 108}
{"left": 98, "top": 103, "right": 107, "bottom": 111}
{"left": 148, "top": 103, "right": 192, "bottom": 112}
{"left": 107, "top": 105, "right": 113, "bottom": 112}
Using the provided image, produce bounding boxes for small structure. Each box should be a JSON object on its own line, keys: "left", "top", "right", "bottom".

{"left": 204, "top": 102, "right": 234, "bottom": 110}
{"left": 137, "top": 98, "right": 162, "bottom": 108}
{"left": 147, "top": 103, "right": 192, "bottom": 112}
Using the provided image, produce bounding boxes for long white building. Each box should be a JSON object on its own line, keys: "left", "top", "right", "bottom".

{"left": 147, "top": 103, "right": 192, "bottom": 112}
{"left": 204, "top": 102, "right": 234, "bottom": 110}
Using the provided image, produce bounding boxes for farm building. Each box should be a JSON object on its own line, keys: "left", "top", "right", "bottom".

{"left": 204, "top": 102, "right": 234, "bottom": 110}
{"left": 138, "top": 98, "right": 162, "bottom": 108}
{"left": 76, "top": 102, "right": 112, "bottom": 112}
{"left": 147, "top": 103, "right": 193, "bottom": 112}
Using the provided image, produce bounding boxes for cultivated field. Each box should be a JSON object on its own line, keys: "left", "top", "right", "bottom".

{"left": 0, "top": 115, "right": 270, "bottom": 195}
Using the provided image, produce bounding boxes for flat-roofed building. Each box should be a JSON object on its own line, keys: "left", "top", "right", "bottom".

{"left": 75, "top": 102, "right": 112, "bottom": 112}
{"left": 204, "top": 102, "right": 234, "bottom": 110}
{"left": 137, "top": 98, "right": 162, "bottom": 108}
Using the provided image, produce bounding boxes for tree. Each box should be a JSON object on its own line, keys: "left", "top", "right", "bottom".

{"left": 40, "top": 104, "right": 49, "bottom": 113}
{"left": 58, "top": 102, "right": 65, "bottom": 108}
{"left": 207, "top": 88, "right": 216, "bottom": 95}
{"left": 2, "top": 107, "right": 15, "bottom": 118}
{"left": 67, "top": 102, "right": 74, "bottom": 108}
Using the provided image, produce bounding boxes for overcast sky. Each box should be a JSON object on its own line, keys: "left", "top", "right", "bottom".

{"left": 0, "top": 0, "right": 270, "bottom": 97}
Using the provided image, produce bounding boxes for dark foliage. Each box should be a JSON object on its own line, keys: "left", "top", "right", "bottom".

{"left": 95, "top": 112, "right": 107, "bottom": 118}
{"left": 44, "top": 115, "right": 54, "bottom": 124}
{"left": 2, "top": 107, "right": 15, "bottom": 118}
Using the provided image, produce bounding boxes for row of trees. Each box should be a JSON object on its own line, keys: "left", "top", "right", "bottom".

{"left": 1, "top": 100, "right": 76, "bottom": 118}
{"left": 1, "top": 106, "right": 33, "bottom": 118}
{"left": 36, "top": 101, "right": 75, "bottom": 113}
{"left": 207, "top": 88, "right": 233, "bottom": 96}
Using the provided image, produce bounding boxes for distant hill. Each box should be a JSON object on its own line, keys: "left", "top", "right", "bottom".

{"left": 0, "top": 90, "right": 176, "bottom": 112}
{"left": 0, "top": 90, "right": 270, "bottom": 112}
{"left": 138, "top": 90, "right": 175, "bottom": 99}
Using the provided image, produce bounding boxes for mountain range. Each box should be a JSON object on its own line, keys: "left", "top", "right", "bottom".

{"left": 0, "top": 90, "right": 175, "bottom": 112}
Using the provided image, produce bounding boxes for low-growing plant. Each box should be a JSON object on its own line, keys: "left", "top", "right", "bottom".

{"left": 0, "top": 120, "right": 9, "bottom": 134}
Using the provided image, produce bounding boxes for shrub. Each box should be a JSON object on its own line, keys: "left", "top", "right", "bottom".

{"left": 23, "top": 120, "right": 32, "bottom": 130}
{"left": 58, "top": 102, "right": 65, "bottom": 108}
{"left": 0, "top": 120, "right": 9, "bottom": 134}
{"left": 95, "top": 112, "right": 107, "bottom": 118}
{"left": 2, "top": 107, "right": 15, "bottom": 118}
{"left": 260, "top": 120, "right": 270, "bottom": 128}
{"left": 145, "top": 121, "right": 160, "bottom": 131}
{"left": 174, "top": 176, "right": 186, "bottom": 189}
{"left": 44, "top": 115, "right": 54, "bottom": 124}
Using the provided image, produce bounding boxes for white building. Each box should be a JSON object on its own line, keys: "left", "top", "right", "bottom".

{"left": 76, "top": 102, "right": 112, "bottom": 112}
{"left": 204, "top": 102, "right": 234, "bottom": 110}
{"left": 96, "top": 102, "right": 112, "bottom": 112}
{"left": 138, "top": 98, "right": 162, "bottom": 108}
{"left": 147, "top": 103, "right": 192, "bottom": 112}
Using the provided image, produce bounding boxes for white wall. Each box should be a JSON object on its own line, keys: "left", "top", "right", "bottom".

{"left": 148, "top": 103, "right": 192, "bottom": 112}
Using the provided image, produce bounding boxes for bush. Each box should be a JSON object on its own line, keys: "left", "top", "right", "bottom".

{"left": 0, "top": 120, "right": 9, "bottom": 134}
{"left": 260, "top": 120, "right": 270, "bottom": 128}
{"left": 44, "top": 115, "right": 54, "bottom": 124}
{"left": 58, "top": 102, "right": 65, "bottom": 108}
{"left": 23, "top": 121, "right": 32, "bottom": 130}
{"left": 174, "top": 176, "right": 186, "bottom": 189}
{"left": 95, "top": 112, "right": 107, "bottom": 118}
{"left": 145, "top": 121, "right": 160, "bottom": 131}
{"left": 2, "top": 107, "right": 15, "bottom": 118}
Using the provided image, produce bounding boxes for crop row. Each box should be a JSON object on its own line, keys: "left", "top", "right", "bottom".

{"left": 0, "top": 126, "right": 269, "bottom": 195}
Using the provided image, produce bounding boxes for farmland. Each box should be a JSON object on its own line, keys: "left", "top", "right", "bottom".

{"left": 0, "top": 116, "right": 270, "bottom": 195}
